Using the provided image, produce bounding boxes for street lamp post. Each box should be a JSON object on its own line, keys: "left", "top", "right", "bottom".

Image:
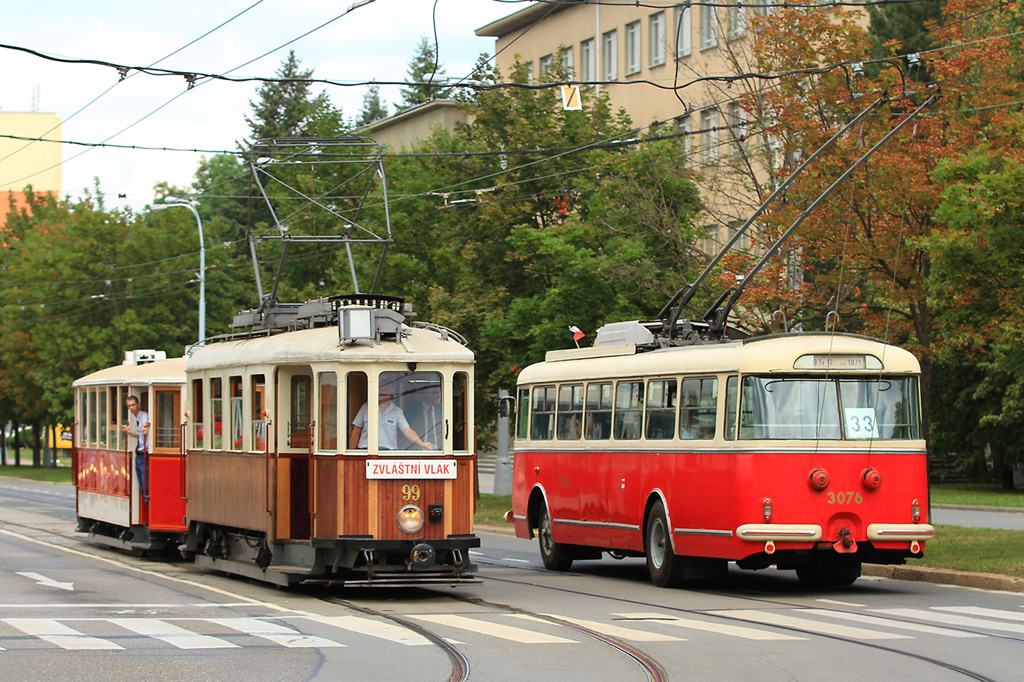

{"left": 152, "top": 196, "right": 206, "bottom": 344}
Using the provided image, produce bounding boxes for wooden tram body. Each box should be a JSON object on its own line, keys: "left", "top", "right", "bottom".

{"left": 72, "top": 351, "right": 187, "bottom": 550}
{"left": 72, "top": 297, "right": 480, "bottom": 586}
{"left": 511, "top": 323, "right": 934, "bottom": 587}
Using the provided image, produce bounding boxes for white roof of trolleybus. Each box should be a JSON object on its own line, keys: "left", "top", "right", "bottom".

{"left": 186, "top": 324, "right": 474, "bottom": 373}
{"left": 72, "top": 356, "right": 186, "bottom": 388}
{"left": 517, "top": 332, "right": 921, "bottom": 385}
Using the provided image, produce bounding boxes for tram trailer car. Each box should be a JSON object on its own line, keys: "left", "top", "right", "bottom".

{"left": 72, "top": 297, "right": 480, "bottom": 587}
{"left": 511, "top": 322, "right": 934, "bottom": 587}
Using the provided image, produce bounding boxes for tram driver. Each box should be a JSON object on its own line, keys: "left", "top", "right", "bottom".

{"left": 348, "top": 385, "right": 433, "bottom": 451}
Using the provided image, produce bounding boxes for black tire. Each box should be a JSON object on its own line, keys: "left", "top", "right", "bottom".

{"left": 537, "top": 505, "right": 573, "bottom": 571}
{"left": 797, "top": 556, "right": 861, "bottom": 587}
{"left": 645, "top": 500, "right": 682, "bottom": 588}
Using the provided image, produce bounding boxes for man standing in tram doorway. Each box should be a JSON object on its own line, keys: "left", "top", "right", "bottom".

{"left": 124, "top": 396, "right": 151, "bottom": 502}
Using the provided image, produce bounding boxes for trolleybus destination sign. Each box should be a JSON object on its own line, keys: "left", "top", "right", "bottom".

{"left": 366, "top": 460, "right": 458, "bottom": 479}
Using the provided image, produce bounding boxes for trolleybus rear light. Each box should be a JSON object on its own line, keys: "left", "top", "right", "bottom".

{"left": 762, "top": 498, "right": 773, "bottom": 523}
{"left": 861, "top": 467, "right": 882, "bottom": 490}
{"left": 911, "top": 540, "right": 921, "bottom": 554}
{"left": 809, "top": 467, "right": 830, "bottom": 491}
{"left": 911, "top": 499, "right": 921, "bottom": 524}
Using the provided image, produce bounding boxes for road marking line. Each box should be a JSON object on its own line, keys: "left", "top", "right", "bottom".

{"left": 802, "top": 609, "right": 983, "bottom": 638}
{"left": 208, "top": 618, "right": 344, "bottom": 648}
{"left": 612, "top": 612, "right": 802, "bottom": 641}
{"left": 302, "top": 615, "right": 433, "bottom": 646}
{"left": 873, "top": 608, "right": 1024, "bottom": 634}
{"left": 524, "top": 614, "right": 684, "bottom": 642}
{"left": 412, "top": 614, "right": 577, "bottom": 644}
{"left": 3, "top": 618, "right": 122, "bottom": 650}
{"left": 108, "top": 618, "right": 237, "bottom": 649}
{"left": 935, "top": 606, "right": 1024, "bottom": 623}
{"left": 707, "top": 610, "right": 912, "bottom": 640}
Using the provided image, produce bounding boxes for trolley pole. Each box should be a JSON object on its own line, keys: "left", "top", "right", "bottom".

{"left": 494, "top": 389, "right": 513, "bottom": 496}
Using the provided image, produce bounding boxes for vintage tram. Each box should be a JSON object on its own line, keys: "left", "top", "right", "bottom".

{"left": 72, "top": 295, "right": 480, "bottom": 586}
{"left": 510, "top": 322, "right": 934, "bottom": 587}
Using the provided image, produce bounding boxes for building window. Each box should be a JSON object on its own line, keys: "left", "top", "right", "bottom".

{"left": 676, "top": 5, "right": 692, "bottom": 58}
{"left": 649, "top": 12, "right": 666, "bottom": 67}
{"left": 580, "top": 38, "right": 595, "bottom": 82}
{"left": 603, "top": 29, "right": 618, "bottom": 81}
{"left": 728, "top": 4, "right": 746, "bottom": 39}
{"left": 561, "top": 46, "right": 574, "bottom": 76}
{"left": 701, "top": 109, "right": 719, "bottom": 163}
{"left": 524, "top": 61, "right": 534, "bottom": 84}
{"left": 701, "top": 5, "right": 718, "bottom": 51}
{"left": 728, "top": 102, "right": 746, "bottom": 154}
{"left": 539, "top": 54, "right": 553, "bottom": 77}
{"left": 676, "top": 114, "right": 693, "bottom": 162}
{"left": 625, "top": 21, "right": 641, "bottom": 75}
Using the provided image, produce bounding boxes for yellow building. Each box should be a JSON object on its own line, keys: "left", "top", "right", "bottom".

{"left": 0, "top": 111, "right": 63, "bottom": 228}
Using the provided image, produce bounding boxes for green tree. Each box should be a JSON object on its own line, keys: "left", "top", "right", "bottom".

{"left": 397, "top": 36, "right": 449, "bottom": 111}
{"left": 357, "top": 83, "right": 389, "bottom": 126}
{"left": 244, "top": 50, "right": 345, "bottom": 144}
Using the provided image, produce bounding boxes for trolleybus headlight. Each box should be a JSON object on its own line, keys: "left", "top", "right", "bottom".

{"left": 398, "top": 505, "right": 425, "bottom": 534}
{"left": 911, "top": 499, "right": 921, "bottom": 524}
{"left": 861, "top": 467, "right": 882, "bottom": 490}
{"left": 808, "top": 467, "right": 830, "bottom": 491}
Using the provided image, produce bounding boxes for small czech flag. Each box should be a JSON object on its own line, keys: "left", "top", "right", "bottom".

{"left": 569, "top": 325, "right": 585, "bottom": 344}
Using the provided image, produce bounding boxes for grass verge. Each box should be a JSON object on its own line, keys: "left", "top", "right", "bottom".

{"left": 915, "top": 524, "right": 1024, "bottom": 578}
{"left": 930, "top": 483, "right": 1024, "bottom": 508}
{"left": 0, "top": 464, "right": 72, "bottom": 484}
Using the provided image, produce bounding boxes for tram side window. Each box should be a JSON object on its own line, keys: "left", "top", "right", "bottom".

{"left": 585, "top": 382, "right": 613, "bottom": 440}
{"left": 98, "top": 389, "right": 108, "bottom": 446}
{"left": 319, "top": 372, "right": 338, "bottom": 451}
{"left": 557, "top": 384, "right": 584, "bottom": 440}
{"left": 155, "top": 389, "right": 180, "bottom": 449}
{"left": 211, "top": 378, "right": 223, "bottom": 449}
{"left": 78, "top": 392, "right": 87, "bottom": 445}
{"left": 346, "top": 371, "right": 368, "bottom": 451}
{"left": 252, "top": 375, "right": 266, "bottom": 451}
{"left": 89, "top": 390, "right": 98, "bottom": 445}
{"left": 454, "top": 372, "right": 469, "bottom": 451}
{"left": 290, "top": 376, "right": 312, "bottom": 448}
{"left": 516, "top": 388, "right": 530, "bottom": 440}
{"left": 108, "top": 387, "right": 120, "bottom": 449}
{"left": 192, "top": 379, "right": 204, "bottom": 449}
{"left": 531, "top": 386, "right": 556, "bottom": 440}
{"left": 645, "top": 379, "right": 677, "bottom": 440}
{"left": 680, "top": 377, "right": 718, "bottom": 440}
{"left": 614, "top": 380, "right": 644, "bottom": 440}
{"left": 229, "top": 376, "right": 243, "bottom": 450}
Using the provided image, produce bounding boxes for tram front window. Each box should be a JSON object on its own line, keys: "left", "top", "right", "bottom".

{"left": 381, "top": 371, "right": 443, "bottom": 451}
{"left": 739, "top": 376, "right": 920, "bottom": 440}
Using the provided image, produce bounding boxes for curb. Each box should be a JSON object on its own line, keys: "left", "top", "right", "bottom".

{"left": 932, "top": 504, "right": 1024, "bottom": 514}
{"left": 863, "top": 563, "right": 1024, "bottom": 593}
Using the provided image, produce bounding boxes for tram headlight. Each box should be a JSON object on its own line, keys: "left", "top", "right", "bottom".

{"left": 398, "top": 505, "right": 425, "bottom": 534}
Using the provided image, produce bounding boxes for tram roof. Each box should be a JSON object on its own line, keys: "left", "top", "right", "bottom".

{"left": 186, "top": 324, "right": 474, "bottom": 372}
{"left": 518, "top": 332, "right": 921, "bottom": 384}
{"left": 73, "top": 356, "right": 186, "bottom": 388}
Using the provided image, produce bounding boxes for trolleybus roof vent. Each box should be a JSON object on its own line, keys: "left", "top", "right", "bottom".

{"left": 124, "top": 349, "right": 166, "bottom": 366}
{"left": 594, "top": 321, "right": 655, "bottom": 348}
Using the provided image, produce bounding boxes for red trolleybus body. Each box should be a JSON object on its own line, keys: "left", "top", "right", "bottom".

{"left": 180, "top": 297, "right": 480, "bottom": 586}
{"left": 512, "top": 324, "right": 932, "bottom": 587}
{"left": 72, "top": 351, "right": 187, "bottom": 551}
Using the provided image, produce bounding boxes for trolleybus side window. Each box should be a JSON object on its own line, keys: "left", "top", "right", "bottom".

{"left": 380, "top": 370, "right": 443, "bottom": 451}
{"left": 454, "top": 372, "right": 469, "bottom": 451}
{"left": 289, "top": 375, "right": 312, "bottom": 448}
{"left": 680, "top": 377, "right": 718, "bottom": 440}
{"left": 211, "top": 378, "right": 223, "bottom": 449}
{"left": 557, "top": 383, "right": 584, "bottom": 440}
{"left": 346, "top": 371, "right": 368, "bottom": 451}
{"left": 585, "top": 382, "right": 613, "bottom": 440}
{"left": 516, "top": 388, "right": 530, "bottom": 440}
{"left": 725, "top": 376, "right": 738, "bottom": 440}
{"left": 319, "top": 372, "right": 338, "bottom": 451}
{"left": 230, "top": 376, "right": 244, "bottom": 450}
{"left": 645, "top": 379, "right": 677, "bottom": 440}
{"left": 614, "top": 380, "right": 644, "bottom": 440}
{"left": 531, "top": 385, "right": 556, "bottom": 440}
{"left": 192, "top": 379, "right": 204, "bottom": 449}
{"left": 252, "top": 375, "right": 266, "bottom": 451}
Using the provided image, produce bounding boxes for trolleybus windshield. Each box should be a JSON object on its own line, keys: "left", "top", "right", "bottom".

{"left": 736, "top": 376, "right": 920, "bottom": 440}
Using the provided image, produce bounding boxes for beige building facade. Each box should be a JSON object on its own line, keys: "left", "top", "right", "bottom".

{"left": 0, "top": 111, "right": 62, "bottom": 227}
{"left": 356, "top": 100, "right": 471, "bottom": 151}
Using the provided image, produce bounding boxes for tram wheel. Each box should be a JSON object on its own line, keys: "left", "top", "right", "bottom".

{"left": 537, "top": 505, "right": 573, "bottom": 572}
{"left": 645, "top": 500, "right": 682, "bottom": 588}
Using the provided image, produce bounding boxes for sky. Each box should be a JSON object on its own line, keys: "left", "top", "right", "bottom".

{"left": 0, "top": 0, "right": 518, "bottom": 213}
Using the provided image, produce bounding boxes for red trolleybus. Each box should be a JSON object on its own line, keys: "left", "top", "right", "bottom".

{"left": 72, "top": 350, "right": 187, "bottom": 551}
{"left": 510, "top": 321, "right": 933, "bottom": 587}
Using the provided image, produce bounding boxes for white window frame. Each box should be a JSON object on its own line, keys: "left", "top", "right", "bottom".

{"left": 728, "top": 5, "right": 746, "bottom": 40}
{"left": 625, "top": 22, "right": 641, "bottom": 76}
{"left": 677, "top": 114, "right": 693, "bottom": 163}
{"left": 539, "top": 54, "right": 553, "bottom": 78}
{"left": 649, "top": 12, "right": 666, "bottom": 67}
{"left": 603, "top": 29, "right": 618, "bottom": 81}
{"left": 580, "top": 38, "right": 595, "bottom": 82}
{"left": 728, "top": 102, "right": 746, "bottom": 155}
{"left": 561, "top": 46, "right": 574, "bottom": 77}
{"left": 701, "top": 5, "right": 718, "bottom": 51}
{"left": 675, "top": 5, "right": 692, "bottom": 58}
{"left": 701, "top": 109, "right": 719, "bottom": 163}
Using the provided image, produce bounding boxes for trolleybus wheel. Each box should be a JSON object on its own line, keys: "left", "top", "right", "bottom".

{"left": 796, "top": 556, "right": 861, "bottom": 587}
{"left": 645, "top": 500, "right": 682, "bottom": 588}
{"left": 538, "top": 505, "right": 573, "bottom": 572}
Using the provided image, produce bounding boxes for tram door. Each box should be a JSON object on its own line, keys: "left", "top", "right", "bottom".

{"left": 148, "top": 387, "right": 185, "bottom": 530}
{"left": 276, "top": 368, "right": 312, "bottom": 540}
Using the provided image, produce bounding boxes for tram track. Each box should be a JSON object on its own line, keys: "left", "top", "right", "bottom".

{"left": 474, "top": 557, "right": 1005, "bottom": 682}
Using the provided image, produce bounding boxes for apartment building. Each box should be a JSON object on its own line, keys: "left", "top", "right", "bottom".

{"left": 0, "top": 111, "right": 62, "bottom": 228}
